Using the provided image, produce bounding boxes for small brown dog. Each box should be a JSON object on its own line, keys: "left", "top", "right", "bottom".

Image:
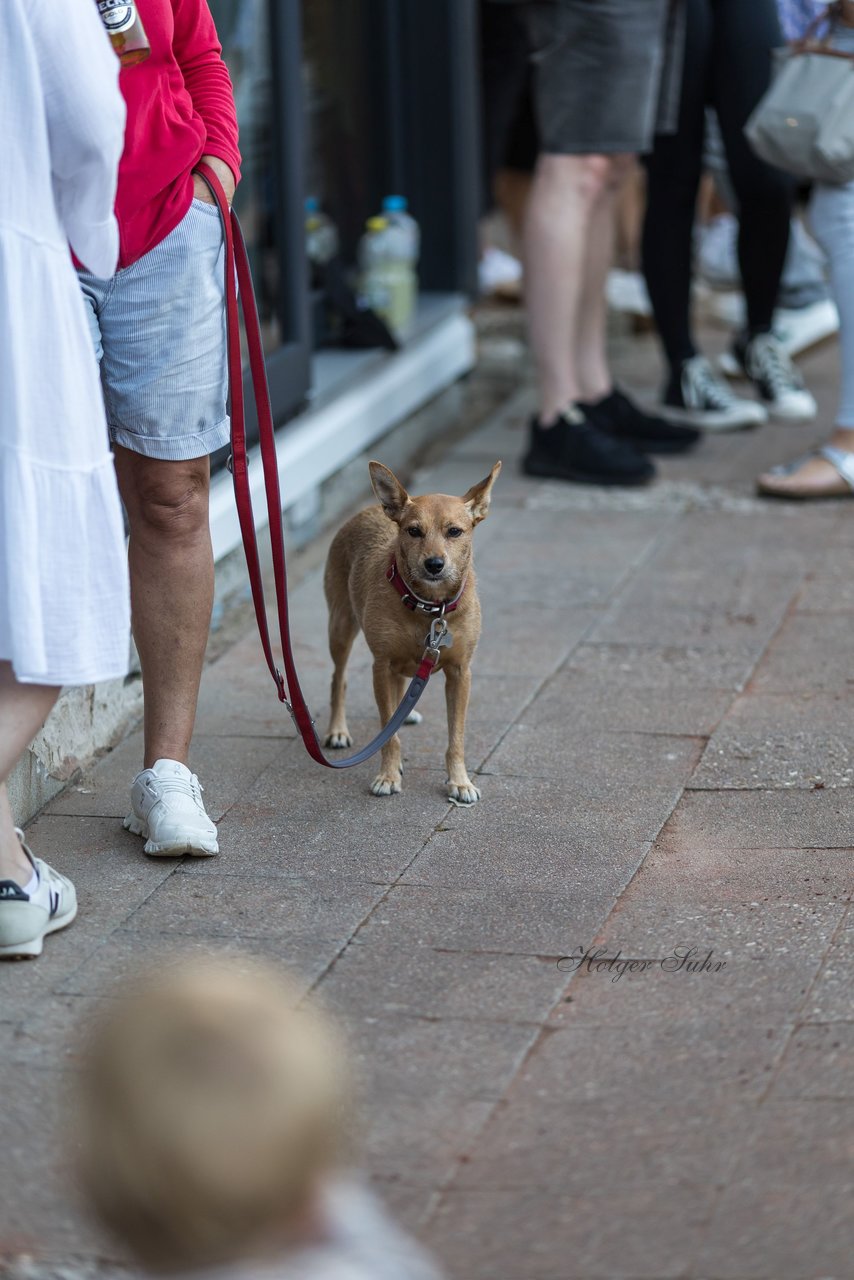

{"left": 323, "top": 459, "right": 501, "bottom": 803}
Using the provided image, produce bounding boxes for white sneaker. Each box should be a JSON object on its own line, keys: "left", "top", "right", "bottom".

{"left": 738, "top": 332, "right": 817, "bottom": 423}
{"left": 775, "top": 299, "right": 839, "bottom": 359}
{"left": 124, "top": 759, "right": 219, "bottom": 857}
{"left": 0, "top": 830, "right": 77, "bottom": 959}
{"left": 718, "top": 299, "right": 839, "bottom": 374}
{"left": 660, "top": 355, "right": 767, "bottom": 431}
{"left": 606, "top": 269, "right": 653, "bottom": 317}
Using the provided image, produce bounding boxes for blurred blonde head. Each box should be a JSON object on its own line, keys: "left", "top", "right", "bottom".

{"left": 75, "top": 954, "right": 349, "bottom": 1273}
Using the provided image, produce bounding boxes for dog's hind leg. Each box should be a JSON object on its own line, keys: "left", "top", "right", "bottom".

{"left": 444, "top": 663, "right": 480, "bottom": 805}
{"left": 324, "top": 599, "right": 359, "bottom": 749}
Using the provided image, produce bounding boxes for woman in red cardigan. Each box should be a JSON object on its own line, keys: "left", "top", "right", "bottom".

{"left": 78, "top": 0, "right": 241, "bottom": 857}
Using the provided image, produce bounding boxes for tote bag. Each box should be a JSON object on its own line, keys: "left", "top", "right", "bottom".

{"left": 745, "top": 11, "right": 854, "bottom": 185}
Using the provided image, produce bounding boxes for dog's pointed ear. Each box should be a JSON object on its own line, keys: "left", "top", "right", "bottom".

{"left": 369, "top": 461, "right": 410, "bottom": 523}
{"left": 462, "top": 461, "right": 501, "bottom": 525}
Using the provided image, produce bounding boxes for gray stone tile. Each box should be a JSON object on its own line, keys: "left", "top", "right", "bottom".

{"left": 622, "top": 835, "right": 852, "bottom": 910}
{"left": 695, "top": 1101, "right": 854, "bottom": 1279}
{"left": 438, "top": 770, "right": 682, "bottom": 845}
{"left": 691, "top": 691, "right": 854, "bottom": 789}
{"left": 0, "top": 1068, "right": 105, "bottom": 1260}
{"left": 805, "top": 926, "right": 854, "bottom": 1022}
{"left": 660, "top": 787, "right": 854, "bottom": 849}
{"left": 523, "top": 672, "right": 733, "bottom": 737}
{"left": 54, "top": 929, "right": 325, "bottom": 999}
{"left": 452, "top": 1095, "right": 752, "bottom": 1192}
{"left": 483, "top": 723, "right": 704, "bottom": 787}
{"left": 548, "top": 901, "right": 844, "bottom": 1027}
{"left": 318, "top": 940, "right": 566, "bottom": 1024}
{"left": 564, "top": 640, "right": 764, "bottom": 691}
{"left": 430, "top": 1183, "right": 713, "bottom": 1280}
{"left": 120, "top": 868, "right": 384, "bottom": 945}
{"left": 43, "top": 731, "right": 287, "bottom": 821}
{"left": 473, "top": 603, "right": 603, "bottom": 678}
{"left": 750, "top": 611, "right": 854, "bottom": 695}
{"left": 770, "top": 1021, "right": 854, "bottom": 1100}
{"left": 355, "top": 883, "right": 601, "bottom": 957}
{"left": 402, "top": 820, "right": 651, "bottom": 887}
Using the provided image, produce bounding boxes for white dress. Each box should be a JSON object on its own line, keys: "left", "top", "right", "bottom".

{"left": 0, "top": 0, "right": 130, "bottom": 685}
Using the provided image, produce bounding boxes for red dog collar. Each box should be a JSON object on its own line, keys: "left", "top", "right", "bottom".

{"left": 386, "top": 558, "right": 466, "bottom": 616}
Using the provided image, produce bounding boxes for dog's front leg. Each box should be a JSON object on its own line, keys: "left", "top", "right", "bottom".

{"left": 370, "top": 661, "right": 403, "bottom": 796}
{"left": 444, "top": 663, "right": 480, "bottom": 805}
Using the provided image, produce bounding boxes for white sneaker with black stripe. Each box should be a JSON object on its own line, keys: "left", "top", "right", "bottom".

{"left": 660, "top": 355, "right": 767, "bottom": 431}
{"left": 737, "top": 332, "right": 817, "bottom": 423}
{"left": 0, "top": 831, "right": 77, "bottom": 959}
{"left": 124, "top": 758, "right": 219, "bottom": 857}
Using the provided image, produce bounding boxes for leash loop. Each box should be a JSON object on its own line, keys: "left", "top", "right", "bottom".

{"left": 194, "top": 163, "right": 439, "bottom": 769}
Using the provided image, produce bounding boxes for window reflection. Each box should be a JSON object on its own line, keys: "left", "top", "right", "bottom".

{"left": 209, "top": 0, "right": 281, "bottom": 353}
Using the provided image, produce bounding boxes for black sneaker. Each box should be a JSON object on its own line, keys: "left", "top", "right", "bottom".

{"left": 521, "top": 405, "right": 656, "bottom": 486}
{"left": 581, "top": 388, "right": 700, "bottom": 455}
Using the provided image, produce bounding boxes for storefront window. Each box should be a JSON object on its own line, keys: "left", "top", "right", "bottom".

{"left": 209, "top": 0, "right": 282, "bottom": 353}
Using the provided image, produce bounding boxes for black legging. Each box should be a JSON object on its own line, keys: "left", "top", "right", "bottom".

{"left": 642, "top": 0, "right": 794, "bottom": 376}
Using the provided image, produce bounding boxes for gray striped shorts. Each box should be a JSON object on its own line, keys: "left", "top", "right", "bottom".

{"left": 77, "top": 198, "right": 229, "bottom": 461}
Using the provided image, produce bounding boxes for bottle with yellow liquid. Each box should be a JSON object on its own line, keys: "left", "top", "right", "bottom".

{"left": 97, "top": 0, "right": 150, "bottom": 66}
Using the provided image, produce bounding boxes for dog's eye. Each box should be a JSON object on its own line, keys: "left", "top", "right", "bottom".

{"left": 446, "top": 527, "right": 464, "bottom": 539}
{"left": 407, "top": 526, "right": 423, "bottom": 538}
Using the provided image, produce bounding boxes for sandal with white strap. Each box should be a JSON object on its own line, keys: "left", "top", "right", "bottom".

{"left": 757, "top": 444, "right": 854, "bottom": 500}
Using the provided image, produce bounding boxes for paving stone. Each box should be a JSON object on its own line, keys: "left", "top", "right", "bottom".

{"left": 483, "top": 723, "right": 704, "bottom": 788}
{"left": 43, "top": 731, "right": 287, "bottom": 820}
{"left": 691, "top": 690, "right": 854, "bottom": 789}
{"left": 522, "top": 672, "right": 733, "bottom": 737}
{"left": 318, "top": 939, "right": 567, "bottom": 1024}
{"left": 439, "top": 771, "right": 683, "bottom": 845}
{"left": 659, "top": 786, "right": 854, "bottom": 849}
{"left": 695, "top": 1101, "right": 854, "bottom": 1279}
{"left": 473, "top": 602, "right": 603, "bottom": 678}
{"left": 356, "top": 882, "right": 604, "bottom": 957}
{"left": 749, "top": 611, "right": 854, "bottom": 695}
{"left": 563, "top": 640, "right": 764, "bottom": 692}
{"left": 795, "top": 563, "right": 854, "bottom": 613}
{"left": 0, "top": 1069, "right": 104, "bottom": 1261}
{"left": 769, "top": 1021, "right": 854, "bottom": 1100}
{"left": 54, "top": 929, "right": 325, "bottom": 999}
{"left": 804, "top": 918, "right": 854, "bottom": 1021}
{"left": 548, "top": 901, "right": 844, "bottom": 1027}
{"left": 452, "top": 1094, "right": 752, "bottom": 1192}
{"left": 622, "top": 835, "right": 852, "bottom": 910}
{"left": 430, "top": 1184, "right": 711, "bottom": 1280}
{"left": 400, "top": 825, "right": 651, "bottom": 899}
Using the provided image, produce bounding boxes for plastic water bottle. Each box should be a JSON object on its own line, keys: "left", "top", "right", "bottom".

{"left": 358, "top": 216, "right": 413, "bottom": 334}
{"left": 304, "top": 197, "right": 339, "bottom": 273}
{"left": 382, "top": 196, "right": 419, "bottom": 327}
{"left": 382, "top": 195, "right": 420, "bottom": 264}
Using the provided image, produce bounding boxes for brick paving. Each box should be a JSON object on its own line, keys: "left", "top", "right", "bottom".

{"left": 2, "top": 313, "right": 854, "bottom": 1279}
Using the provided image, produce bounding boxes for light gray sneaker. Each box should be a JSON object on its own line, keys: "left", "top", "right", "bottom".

{"left": 124, "top": 758, "right": 219, "bottom": 857}
{"left": 0, "top": 830, "right": 77, "bottom": 960}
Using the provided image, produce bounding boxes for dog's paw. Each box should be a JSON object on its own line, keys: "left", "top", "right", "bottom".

{"left": 324, "top": 730, "right": 353, "bottom": 749}
{"left": 371, "top": 772, "right": 403, "bottom": 797}
{"left": 447, "top": 780, "right": 481, "bottom": 806}
{"left": 403, "top": 709, "right": 423, "bottom": 726}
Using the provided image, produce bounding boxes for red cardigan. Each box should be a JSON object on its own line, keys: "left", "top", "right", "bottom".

{"left": 115, "top": 0, "right": 241, "bottom": 267}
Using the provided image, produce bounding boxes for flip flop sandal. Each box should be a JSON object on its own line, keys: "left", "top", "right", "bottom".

{"left": 757, "top": 444, "right": 854, "bottom": 500}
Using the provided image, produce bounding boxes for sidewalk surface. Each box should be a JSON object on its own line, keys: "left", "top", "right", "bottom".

{"left": 2, "top": 312, "right": 854, "bottom": 1280}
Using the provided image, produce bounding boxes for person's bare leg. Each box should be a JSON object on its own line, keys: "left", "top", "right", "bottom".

{"left": 0, "top": 661, "right": 59, "bottom": 883}
{"left": 576, "top": 154, "right": 635, "bottom": 403}
{"left": 114, "top": 447, "right": 213, "bottom": 769}
{"left": 523, "top": 152, "right": 616, "bottom": 422}
{"left": 494, "top": 167, "right": 533, "bottom": 250}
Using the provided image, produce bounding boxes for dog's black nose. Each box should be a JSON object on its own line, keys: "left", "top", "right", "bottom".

{"left": 424, "top": 557, "right": 445, "bottom": 576}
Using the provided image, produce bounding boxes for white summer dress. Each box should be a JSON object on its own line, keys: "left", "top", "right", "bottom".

{"left": 0, "top": 0, "right": 130, "bottom": 685}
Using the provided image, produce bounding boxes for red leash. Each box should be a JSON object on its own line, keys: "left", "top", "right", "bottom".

{"left": 195, "top": 163, "right": 441, "bottom": 768}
